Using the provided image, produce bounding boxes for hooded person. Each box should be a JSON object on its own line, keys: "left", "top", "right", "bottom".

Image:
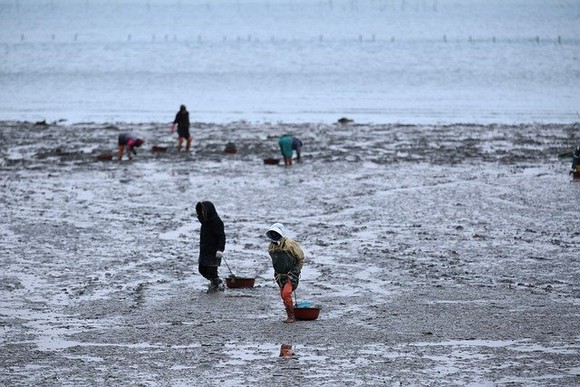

{"left": 278, "top": 134, "right": 294, "bottom": 166}
{"left": 196, "top": 201, "right": 226, "bottom": 293}
{"left": 266, "top": 223, "right": 305, "bottom": 323}
{"left": 171, "top": 104, "right": 192, "bottom": 152}
{"left": 278, "top": 134, "right": 303, "bottom": 166}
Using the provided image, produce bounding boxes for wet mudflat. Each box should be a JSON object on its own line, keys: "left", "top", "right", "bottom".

{"left": 1, "top": 121, "right": 579, "bottom": 386}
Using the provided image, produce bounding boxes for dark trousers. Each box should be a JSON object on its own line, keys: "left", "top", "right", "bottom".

{"left": 199, "top": 265, "right": 220, "bottom": 283}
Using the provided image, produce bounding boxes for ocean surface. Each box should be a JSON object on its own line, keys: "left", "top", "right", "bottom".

{"left": 1, "top": 0, "right": 579, "bottom": 125}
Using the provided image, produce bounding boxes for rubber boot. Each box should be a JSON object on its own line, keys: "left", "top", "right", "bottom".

{"left": 284, "top": 307, "right": 295, "bottom": 323}
{"left": 206, "top": 281, "right": 217, "bottom": 294}
{"left": 207, "top": 278, "right": 224, "bottom": 293}
{"left": 216, "top": 278, "right": 225, "bottom": 291}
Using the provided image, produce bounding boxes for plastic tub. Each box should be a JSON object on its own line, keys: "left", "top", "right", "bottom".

{"left": 294, "top": 307, "right": 320, "bottom": 320}
{"left": 225, "top": 277, "right": 255, "bottom": 288}
{"left": 263, "top": 158, "right": 280, "bottom": 165}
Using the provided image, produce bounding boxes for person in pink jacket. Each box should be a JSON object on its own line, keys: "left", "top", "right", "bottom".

{"left": 117, "top": 132, "right": 144, "bottom": 161}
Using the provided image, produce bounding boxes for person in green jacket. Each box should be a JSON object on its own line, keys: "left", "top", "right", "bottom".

{"left": 266, "top": 223, "right": 305, "bottom": 323}
{"left": 278, "top": 134, "right": 303, "bottom": 166}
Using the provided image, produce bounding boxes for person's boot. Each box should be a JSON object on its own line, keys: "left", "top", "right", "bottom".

{"left": 206, "top": 281, "right": 217, "bottom": 294}
{"left": 284, "top": 307, "right": 295, "bottom": 323}
{"left": 216, "top": 278, "right": 225, "bottom": 292}
{"left": 207, "top": 278, "right": 224, "bottom": 294}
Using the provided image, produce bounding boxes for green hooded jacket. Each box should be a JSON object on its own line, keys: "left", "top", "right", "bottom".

{"left": 266, "top": 223, "right": 305, "bottom": 276}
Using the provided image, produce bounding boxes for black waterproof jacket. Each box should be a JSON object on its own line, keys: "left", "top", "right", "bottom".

{"left": 173, "top": 111, "right": 190, "bottom": 131}
{"left": 196, "top": 201, "right": 226, "bottom": 267}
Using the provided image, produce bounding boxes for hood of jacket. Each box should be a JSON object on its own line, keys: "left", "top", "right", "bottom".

{"left": 266, "top": 223, "right": 287, "bottom": 242}
{"left": 196, "top": 201, "right": 218, "bottom": 224}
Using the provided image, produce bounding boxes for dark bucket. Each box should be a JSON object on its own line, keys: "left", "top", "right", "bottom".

{"left": 263, "top": 158, "right": 280, "bottom": 165}
{"left": 225, "top": 277, "right": 255, "bottom": 289}
{"left": 224, "top": 142, "right": 237, "bottom": 154}
{"left": 95, "top": 152, "right": 113, "bottom": 161}
{"left": 294, "top": 307, "right": 321, "bottom": 320}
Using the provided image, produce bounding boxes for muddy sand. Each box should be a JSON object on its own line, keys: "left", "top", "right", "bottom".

{"left": 1, "top": 121, "right": 579, "bottom": 386}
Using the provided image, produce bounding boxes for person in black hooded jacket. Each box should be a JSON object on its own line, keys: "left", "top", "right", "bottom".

{"left": 171, "top": 104, "right": 192, "bottom": 152}
{"left": 196, "top": 201, "right": 226, "bottom": 293}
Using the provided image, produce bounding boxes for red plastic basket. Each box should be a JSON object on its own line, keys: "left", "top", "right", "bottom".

{"left": 294, "top": 307, "right": 320, "bottom": 320}
{"left": 225, "top": 277, "right": 255, "bottom": 288}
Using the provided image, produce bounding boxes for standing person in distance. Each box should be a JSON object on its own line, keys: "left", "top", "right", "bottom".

{"left": 266, "top": 223, "right": 305, "bottom": 323}
{"left": 171, "top": 104, "right": 192, "bottom": 152}
{"left": 196, "top": 201, "right": 226, "bottom": 293}
{"left": 569, "top": 144, "right": 580, "bottom": 175}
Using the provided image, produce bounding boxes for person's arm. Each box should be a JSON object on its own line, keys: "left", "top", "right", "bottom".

{"left": 171, "top": 113, "right": 179, "bottom": 133}
{"left": 286, "top": 239, "right": 305, "bottom": 271}
{"left": 216, "top": 219, "right": 226, "bottom": 255}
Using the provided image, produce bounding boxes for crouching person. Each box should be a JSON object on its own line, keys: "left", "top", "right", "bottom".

{"left": 117, "top": 132, "right": 144, "bottom": 161}
{"left": 196, "top": 201, "right": 226, "bottom": 293}
{"left": 266, "top": 223, "right": 305, "bottom": 323}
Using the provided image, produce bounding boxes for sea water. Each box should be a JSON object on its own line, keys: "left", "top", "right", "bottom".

{"left": 0, "top": 0, "right": 579, "bottom": 124}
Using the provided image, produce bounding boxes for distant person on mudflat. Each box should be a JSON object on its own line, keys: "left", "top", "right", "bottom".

{"left": 266, "top": 223, "right": 305, "bottom": 323}
{"left": 196, "top": 201, "right": 226, "bottom": 293}
{"left": 171, "top": 104, "right": 192, "bottom": 152}
{"left": 117, "top": 132, "right": 144, "bottom": 161}
{"left": 278, "top": 134, "right": 303, "bottom": 166}
{"left": 570, "top": 145, "right": 580, "bottom": 174}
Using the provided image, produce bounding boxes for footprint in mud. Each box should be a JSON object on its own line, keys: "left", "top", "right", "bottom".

{"left": 0, "top": 277, "right": 24, "bottom": 291}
